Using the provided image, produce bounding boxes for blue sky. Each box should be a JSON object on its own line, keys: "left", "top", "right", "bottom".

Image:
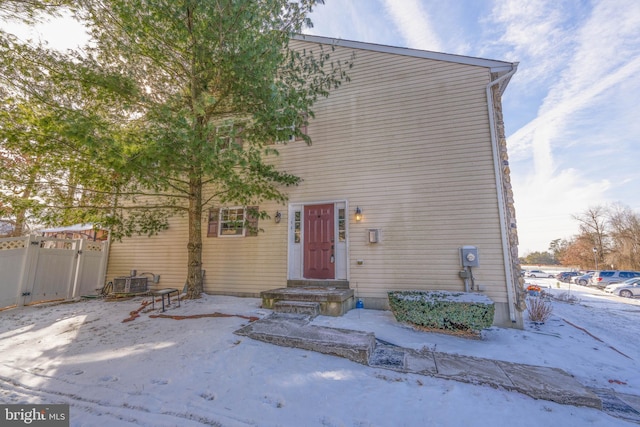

{"left": 308, "top": 0, "right": 640, "bottom": 256}
{"left": 5, "top": 0, "right": 640, "bottom": 256}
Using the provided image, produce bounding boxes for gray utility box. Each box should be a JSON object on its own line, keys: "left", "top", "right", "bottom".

{"left": 113, "top": 276, "right": 148, "bottom": 293}
{"left": 460, "top": 246, "right": 479, "bottom": 267}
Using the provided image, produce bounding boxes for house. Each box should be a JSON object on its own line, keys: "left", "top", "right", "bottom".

{"left": 0, "top": 220, "right": 14, "bottom": 238}
{"left": 106, "top": 35, "right": 524, "bottom": 328}
{"left": 39, "top": 223, "right": 108, "bottom": 242}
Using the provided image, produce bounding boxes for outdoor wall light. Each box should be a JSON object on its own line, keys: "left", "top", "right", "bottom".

{"left": 274, "top": 211, "right": 282, "bottom": 224}
{"left": 355, "top": 207, "right": 362, "bottom": 222}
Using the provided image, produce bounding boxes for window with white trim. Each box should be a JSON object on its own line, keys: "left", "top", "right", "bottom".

{"left": 220, "top": 207, "right": 245, "bottom": 236}
{"left": 213, "top": 122, "right": 244, "bottom": 151}
{"left": 338, "top": 208, "right": 346, "bottom": 242}
{"left": 272, "top": 114, "right": 308, "bottom": 144}
{"left": 207, "top": 206, "right": 259, "bottom": 238}
{"left": 294, "top": 210, "right": 301, "bottom": 243}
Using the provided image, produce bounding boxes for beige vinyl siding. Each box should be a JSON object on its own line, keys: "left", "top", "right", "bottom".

{"left": 107, "top": 40, "right": 511, "bottom": 307}
{"left": 107, "top": 204, "right": 289, "bottom": 294}
{"left": 271, "top": 41, "right": 508, "bottom": 302}
{"left": 107, "top": 215, "right": 189, "bottom": 291}
{"left": 201, "top": 205, "right": 288, "bottom": 295}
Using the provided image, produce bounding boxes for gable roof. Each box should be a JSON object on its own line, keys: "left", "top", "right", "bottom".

{"left": 294, "top": 34, "right": 517, "bottom": 76}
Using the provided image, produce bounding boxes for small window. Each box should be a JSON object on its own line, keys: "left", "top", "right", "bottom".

{"left": 275, "top": 124, "right": 296, "bottom": 144}
{"left": 338, "top": 208, "right": 346, "bottom": 242}
{"left": 220, "top": 207, "right": 245, "bottom": 236}
{"left": 272, "top": 114, "right": 308, "bottom": 144}
{"left": 214, "top": 123, "right": 244, "bottom": 151}
{"left": 294, "top": 211, "right": 301, "bottom": 243}
{"left": 207, "top": 206, "right": 259, "bottom": 238}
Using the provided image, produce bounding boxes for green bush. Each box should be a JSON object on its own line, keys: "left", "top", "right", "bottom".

{"left": 388, "top": 290, "right": 495, "bottom": 332}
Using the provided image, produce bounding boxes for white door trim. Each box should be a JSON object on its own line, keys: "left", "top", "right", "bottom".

{"left": 287, "top": 200, "right": 349, "bottom": 281}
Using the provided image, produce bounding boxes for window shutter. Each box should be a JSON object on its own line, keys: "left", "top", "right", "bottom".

{"left": 295, "top": 113, "right": 308, "bottom": 141}
{"left": 245, "top": 206, "right": 259, "bottom": 237}
{"left": 207, "top": 208, "right": 219, "bottom": 237}
{"left": 235, "top": 126, "right": 244, "bottom": 148}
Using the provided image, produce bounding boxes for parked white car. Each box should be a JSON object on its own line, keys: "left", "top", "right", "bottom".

{"left": 524, "top": 270, "right": 554, "bottom": 278}
{"left": 604, "top": 278, "right": 640, "bottom": 298}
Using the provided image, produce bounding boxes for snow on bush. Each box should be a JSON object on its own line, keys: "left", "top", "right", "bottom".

{"left": 387, "top": 290, "right": 494, "bottom": 333}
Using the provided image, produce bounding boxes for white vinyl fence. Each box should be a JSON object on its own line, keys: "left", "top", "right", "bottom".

{"left": 0, "top": 236, "right": 109, "bottom": 309}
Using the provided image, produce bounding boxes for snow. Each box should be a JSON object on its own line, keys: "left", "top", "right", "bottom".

{"left": 1, "top": 280, "right": 638, "bottom": 426}
{"left": 390, "top": 289, "right": 494, "bottom": 304}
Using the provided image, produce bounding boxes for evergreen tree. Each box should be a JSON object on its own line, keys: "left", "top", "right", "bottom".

{"left": 0, "top": 0, "right": 352, "bottom": 297}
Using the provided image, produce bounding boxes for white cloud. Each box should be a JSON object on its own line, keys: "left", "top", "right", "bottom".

{"left": 508, "top": 54, "right": 640, "bottom": 160}
{"left": 306, "top": 1, "right": 396, "bottom": 45}
{"left": 381, "top": 0, "right": 443, "bottom": 51}
{"left": 513, "top": 166, "right": 610, "bottom": 255}
{"left": 491, "top": 0, "right": 640, "bottom": 253}
{"left": 487, "top": 0, "right": 575, "bottom": 84}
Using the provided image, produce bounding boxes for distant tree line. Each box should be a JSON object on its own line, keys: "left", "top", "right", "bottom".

{"left": 520, "top": 203, "right": 640, "bottom": 270}
{"left": 519, "top": 251, "right": 558, "bottom": 266}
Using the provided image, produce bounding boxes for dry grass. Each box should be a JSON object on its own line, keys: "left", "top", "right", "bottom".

{"left": 527, "top": 296, "right": 553, "bottom": 323}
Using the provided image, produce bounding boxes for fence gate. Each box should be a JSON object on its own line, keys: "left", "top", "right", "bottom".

{"left": 0, "top": 236, "right": 109, "bottom": 309}
{"left": 0, "top": 237, "right": 28, "bottom": 309}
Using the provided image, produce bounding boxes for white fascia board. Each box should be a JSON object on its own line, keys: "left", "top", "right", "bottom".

{"left": 293, "top": 34, "right": 515, "bottom": 74}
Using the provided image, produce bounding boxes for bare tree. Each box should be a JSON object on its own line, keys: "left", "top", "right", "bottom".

{"left": 572, "top": 205, "right": 608, "bottom": 266}
{"left": 564, "top": 204, "right": 640, "bottom": 270}
{"left": 607, "top": 203, "right": 640, "bottom": 269}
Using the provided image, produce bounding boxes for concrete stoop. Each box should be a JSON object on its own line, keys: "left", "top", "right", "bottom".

{"left": 235, "top": 314, "right": 608, "bottom": 411}
{"left": 273, "top": 301, "right": 321, "bottom": 318}
{"left": 261, "top": 287, "right": 354, "bottom": 317}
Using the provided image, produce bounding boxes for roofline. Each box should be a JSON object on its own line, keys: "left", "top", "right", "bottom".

{"left": 293, "top": 34, "right": 516, "bottom": 74}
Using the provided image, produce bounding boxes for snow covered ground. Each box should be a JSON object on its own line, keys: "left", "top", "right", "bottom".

{"left": 0, "top": 279, "right": 638, "bottom": 426}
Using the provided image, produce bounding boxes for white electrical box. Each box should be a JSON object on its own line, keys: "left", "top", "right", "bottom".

{"left": 368, "top": 229, "right": 379, "bottom": 243}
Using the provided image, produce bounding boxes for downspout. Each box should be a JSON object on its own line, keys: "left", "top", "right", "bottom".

{"left": 485, "top": 62, "right": 519, "bottom": 323}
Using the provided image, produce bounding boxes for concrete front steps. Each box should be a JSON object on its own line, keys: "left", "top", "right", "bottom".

{"left": 286, "top": 280, "right": 349, "bottom": 289}
{"left": 273, "top": 301, "right": 321, "bottom": 317}
{"left": 261, "top": 286, "right": 354, "bottom": 317}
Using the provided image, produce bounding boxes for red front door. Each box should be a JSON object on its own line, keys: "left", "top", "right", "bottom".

{"left": 304, "top": 204, "right": 335, "bottom": 279}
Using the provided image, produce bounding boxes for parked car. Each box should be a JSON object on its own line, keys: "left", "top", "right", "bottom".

{"left": 556, "top": 271, "right": 580, "bottom": 283}
{"left": 589, "top": 270, "right": 640, "bottom": 288}
{"left": 525, "top": 270, "right": 554, "bottom": 278}
{"left": 604, "top": 278, "right": 640, "bottom": 297}
{"left": 574, "top": 272, "right": 593, "bottom": 286}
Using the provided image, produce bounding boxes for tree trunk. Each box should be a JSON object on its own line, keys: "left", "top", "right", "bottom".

{"left": 185, "top": 176, "right": 203, "bottom": 299}
{"left": 11, "top": 170, "right": 36, "bottom": 237}
{"left": 10, "top": 208, "right": 26, "bottom": 237}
